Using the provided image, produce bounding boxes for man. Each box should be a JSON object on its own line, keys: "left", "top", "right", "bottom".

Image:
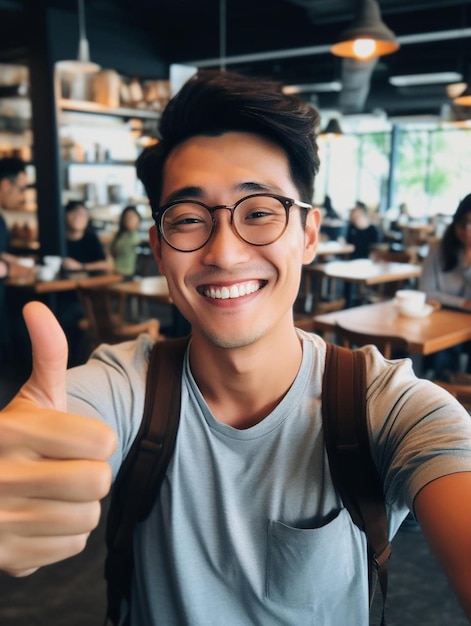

{"left": 0, "top": 72, "right": 470, "bottom": 625}
{"left": 0, "top": 156, "right": 30, "bottom": 269}
{"left": 0, "top": 157, "right": 35, "bottom": 362}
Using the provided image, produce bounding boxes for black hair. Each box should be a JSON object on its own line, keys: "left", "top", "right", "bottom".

{"left": 64, "top": 200, "right": 86, "bottom": 213}
{"left": 440, "top": 193, "right": 471, "bottom": 271}
{"left": 136, "top": 70, "right": 320, "bottom": 220}
{"left": 0, "top": 156, "right": 26, "bottom": 182}
{"left": 322, "top": 195, "right": 339, "bottom": 219}
{"left": 112, "top": 205, "right": 141, "bottom": 242}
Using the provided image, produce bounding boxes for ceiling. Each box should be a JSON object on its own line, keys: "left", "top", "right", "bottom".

{"left": 1, "top": 0, "right": 471, "bottom": 122}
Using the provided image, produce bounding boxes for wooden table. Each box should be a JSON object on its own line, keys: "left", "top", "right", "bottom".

{"left": 303, "top": 259, "right": 422, "bottom": 307}
{"left": 6, "top": 271, "right": 123, "bottom": 294}
{"left": 316, "top": 241, "right": 355, "bottom": 258}
{"left": 312, "top": 300, "right": 471, "bottom": 356}
{"left": 306, "top": 259, "right": 421, "bottom": 286}
{"left": 106, "top": 276, "right": 176, "bottom": 330}
{"left": 106, "top": 276, "right": 171, "bottom": 304}
{"left": 6, "top": 272, "right": 123, "bottom": 316}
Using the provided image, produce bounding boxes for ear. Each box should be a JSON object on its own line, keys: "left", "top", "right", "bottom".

{"left": 149, "top": 224, "right": 166, "bottom": 275}
{"left": 302, "top": 208, "right": 321, "bottom": 265}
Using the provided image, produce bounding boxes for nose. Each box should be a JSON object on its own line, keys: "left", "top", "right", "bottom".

{"left": 201, "top": 209, "right": 250, "bottom": 268}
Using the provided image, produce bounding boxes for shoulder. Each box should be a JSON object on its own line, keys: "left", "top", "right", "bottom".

{"left": 84, "top": 229, "right": 102, "bottom": 244}
{"left": 66, "top": 333, "right": 157, "bottom": 475}
{"left": 362, "top": 345, "right": 471, "bottom": 508}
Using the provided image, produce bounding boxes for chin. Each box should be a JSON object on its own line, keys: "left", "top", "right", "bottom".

{"left": 200, "top": 325, "right": 266, "bottom": 350}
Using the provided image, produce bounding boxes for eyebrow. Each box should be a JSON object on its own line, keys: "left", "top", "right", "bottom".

{"left": 162, "top": 181, "right": 280, "bottom": 206}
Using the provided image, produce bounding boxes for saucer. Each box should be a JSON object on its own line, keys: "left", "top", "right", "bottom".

{"left": 393, "top": 300, "right": 434, "bottom": 318}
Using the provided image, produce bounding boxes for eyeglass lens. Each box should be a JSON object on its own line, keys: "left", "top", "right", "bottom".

{"left": 161, "top": 195, "right": 289, "bottom": 251}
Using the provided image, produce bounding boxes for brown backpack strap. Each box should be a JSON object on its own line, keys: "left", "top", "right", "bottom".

{"left": 322, "top": 342, "right": 391, "bottom": 625}
{"left": 104, "top": 336, "right": 190, "bottom": 625}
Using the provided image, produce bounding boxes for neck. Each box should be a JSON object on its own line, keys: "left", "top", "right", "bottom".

{"left": 189, "top": 322, "right": 303, "bottom": 429}
{"left": 67, "top": 229, "right": 84, "bottom": 241}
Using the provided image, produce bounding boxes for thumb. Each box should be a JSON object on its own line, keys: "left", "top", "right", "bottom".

{"left": 21, "top": 301, "right": 69, "bottom": 411}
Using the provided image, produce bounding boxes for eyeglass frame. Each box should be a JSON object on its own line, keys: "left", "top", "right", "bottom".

{"left": 153, "top": 192, "right": 313, "bottom": 252}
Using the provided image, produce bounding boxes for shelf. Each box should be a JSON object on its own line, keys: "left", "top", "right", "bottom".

{"left": 63, "top": 159, "right": 135, "bottom": 166}
{"left": 59, "top": 99, "right": 160, "bottom": 120}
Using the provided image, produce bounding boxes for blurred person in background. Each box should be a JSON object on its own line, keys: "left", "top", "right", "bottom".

{"left": 345, "top": 200, "right": 380, "bottom": 259}
{"left": 62, "top": 200, "right": 111, "bottom": 273}
{"left": 0, "top": 157, "right": 36, "bottom": 279}
{"left": 59, "top": 200, "right": 112, "bottom": 366}
{"left": 0, "top": 157, "right": 35, "bottom": 366}
{"left": 420, "top": 193, "right": 471, "bottom": 379}
{"left": 110, "top": 205, "right": 142, "bottom": 279}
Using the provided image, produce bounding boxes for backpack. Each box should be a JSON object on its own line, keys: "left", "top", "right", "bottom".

{"left": 104, "top": 337, "right": 391, "bottom": 625}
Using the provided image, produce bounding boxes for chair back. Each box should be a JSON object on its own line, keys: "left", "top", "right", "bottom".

{"left": 334, "top": 322, "right": 409, "bottom": 359}
{"left": 77, "top": 282, "right": 121, "bottom": 346}
{"left": 434, "top": 377, "right": 471, "bottom": 413}
{"left": 77, "top": 274, "right": 162, "bottom": 349}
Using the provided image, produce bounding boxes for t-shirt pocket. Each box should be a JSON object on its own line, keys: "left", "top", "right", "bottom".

{"left": 266, "top": 508, "right": 360, "bottom": 607}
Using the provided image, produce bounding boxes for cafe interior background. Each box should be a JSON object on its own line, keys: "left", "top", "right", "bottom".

{"left": 1, "top": 5, "right": 471, "bottom": 622}
{"left": 0, "top": 0, "right": 470, "bottom": 258}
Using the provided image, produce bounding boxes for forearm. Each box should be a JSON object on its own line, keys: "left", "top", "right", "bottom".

{"left": 414, "top": 472, "right": 471, "bottom": 618}
{"left": 82, "top": 259, "right": 112, "bottom": 272}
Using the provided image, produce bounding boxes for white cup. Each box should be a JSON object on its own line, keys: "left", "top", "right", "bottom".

{"left": 43, "top": 255, "right": 62, "bottom": 274}
{"left": 394, "top": 289, "right": 426, "bottom": 315}
{"left": 36, "top": 265, "right": 57, "bottom": 282}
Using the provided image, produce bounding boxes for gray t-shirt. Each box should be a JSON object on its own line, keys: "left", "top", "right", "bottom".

{"left": 67, "top": 331, "right": 471, "bottom": 625}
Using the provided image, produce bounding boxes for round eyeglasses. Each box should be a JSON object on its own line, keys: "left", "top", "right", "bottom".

{"left": 154, "top": 193, "right": 312, "bottom": 252}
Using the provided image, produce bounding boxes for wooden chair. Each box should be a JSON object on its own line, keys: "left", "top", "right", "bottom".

{"left": 77, "top": 276, "right": 162, "bottom": 348}
{"left": 294, "top": 299, "right": 346, "bottom": 332}
{"left": 334, "top": 322, "right": 409, "bottom": 359}
{"left": 434, "top": 376, "right": 471, "bottom": 412}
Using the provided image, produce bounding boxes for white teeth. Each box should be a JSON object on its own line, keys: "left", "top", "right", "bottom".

{"left": 203, "top": 281, "right": 260, "bottom": 300}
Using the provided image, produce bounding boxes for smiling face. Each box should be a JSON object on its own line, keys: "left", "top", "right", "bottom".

{"left": 150, "top": 132, "right": 320, "bottom": 350}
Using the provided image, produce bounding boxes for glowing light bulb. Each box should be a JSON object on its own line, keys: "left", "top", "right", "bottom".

{"left": 352, "top": 38, "right": 377, "bottom": 59}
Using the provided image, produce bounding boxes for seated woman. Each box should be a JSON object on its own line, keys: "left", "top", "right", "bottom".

{"left": 419, "top": 193, "right": 471, "bottom": 377}
{"left": 110, "top": 205, "right": 142, "bottom": 279}
{"left": 62, "top": 201, "right": 112, "bottom": 273}
{"left": 59, "top": 201, "right": 112, "bottom": 366}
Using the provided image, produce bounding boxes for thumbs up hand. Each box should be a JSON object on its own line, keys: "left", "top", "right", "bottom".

{"left": 0, "top": 302, "right": 117, "bottom": 576}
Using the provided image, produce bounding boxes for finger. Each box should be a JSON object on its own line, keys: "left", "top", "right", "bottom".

{"left": 0, "top": 458, "right": 112, "bottom": 501}
{"left": 0, "top": 498, "right": 102, "bottom": 537}
{"left": 0, "top": 399, "right": 117, "bottom": 461}
{"left": 22, "top": 301, "right": 68, "bottom": 412}
{"left": 0, "top": 532, "right": 92, "bottom": 576}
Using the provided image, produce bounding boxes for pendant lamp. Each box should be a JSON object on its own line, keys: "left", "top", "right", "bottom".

{"left": 331, "top": 0, "right": 399, "bottom": 61}
{"left": 319, "top": 118, "right": 343, "bottom": 138}
{"left": 56, "top": 0, "right": 100, "bottom": 74}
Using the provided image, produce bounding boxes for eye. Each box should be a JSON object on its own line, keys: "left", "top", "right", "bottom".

{"left": 163, "top": 204, "right": 210, "bottom": 231}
